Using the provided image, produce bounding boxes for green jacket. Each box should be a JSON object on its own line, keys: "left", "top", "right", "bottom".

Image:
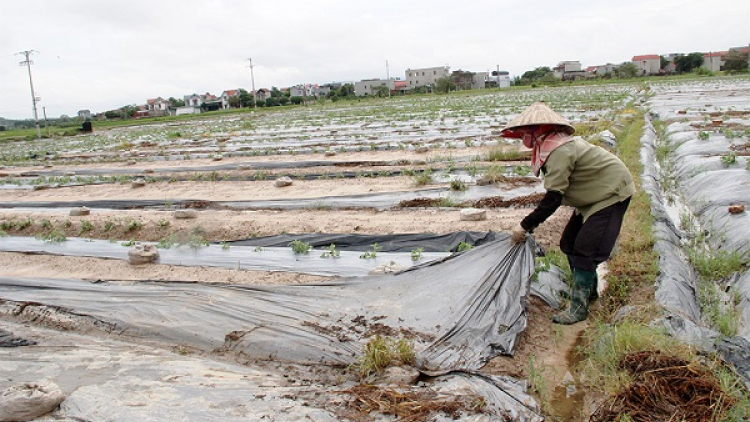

{"left": 542, "top": 137, "right": 635, "bottom": 221}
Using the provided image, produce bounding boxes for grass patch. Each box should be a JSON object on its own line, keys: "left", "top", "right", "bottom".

{"left": 353, "top": 335, "right": 415, "bottom": 379}
{"left": 595, "top": 108, "right": 659, "bottom": 317}
{"left": 581, "top": 321, "right": 693, "bottom": 395}
{"left": 487, "top": 146, "right": 525, "bottom": 161}
{"left": 412, "top": 170, "right": 433, "bottom": 186}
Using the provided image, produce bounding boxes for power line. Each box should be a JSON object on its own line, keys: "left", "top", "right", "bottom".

{"left": 16, "top": 50, "right": 42, "bottom": 139}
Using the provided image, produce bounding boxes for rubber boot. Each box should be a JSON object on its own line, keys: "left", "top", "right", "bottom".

{"left": 553, "top": 269, "right": 596, "bottom": 325}
{"left": 560, "top": 270, "right": 598, "bottom": 301}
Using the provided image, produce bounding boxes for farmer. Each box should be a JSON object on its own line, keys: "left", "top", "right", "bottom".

{"left": 503, "top": 102, "right": 635, "bottom": 324}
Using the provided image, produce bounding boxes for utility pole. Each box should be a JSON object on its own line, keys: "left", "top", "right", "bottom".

{"left": 43, "top": 106, "right": 50, "bottom": 138}
{"left": 17, "top": 50, "right": 42, "bottom": 139}
{"left": 385, "top": 60, "right": 391, "bottom": 98}
{"left": 246, "top": 58, "right": 257, "bottom": 110}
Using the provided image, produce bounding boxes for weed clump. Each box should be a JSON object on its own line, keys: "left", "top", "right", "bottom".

{"left": 590, "top": 351, "right": 736, "bottom": 422}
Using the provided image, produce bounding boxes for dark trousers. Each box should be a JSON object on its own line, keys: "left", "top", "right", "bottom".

{"left": 559, "top": 197, "right": 631, "bottom": 272}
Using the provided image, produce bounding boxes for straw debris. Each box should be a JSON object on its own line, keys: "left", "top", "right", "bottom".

{"left": 337, "top": 384, "right": 488, "bottom": 422}
{"left": 590, "top": 350, "right": 735, "bottom": 422}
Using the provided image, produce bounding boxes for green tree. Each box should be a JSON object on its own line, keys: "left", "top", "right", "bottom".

{"left": 270, "top": 87, "right": 283, "bottom": 98}
{"left": 338, "top": 83, "right": 355, "bottom": 98}
{"left": 723, "top": 51, "right": 749, "bottom": 73}
{"left": 518, "top": 67, "right": 553, "bottom": 85}
{"left": 614, "top": 62, "right": 639, "bottom": 78}
{"left": 238, "top": 89, "right": 255, "bottom": 108}
{"left": 227, "top": 96, "right": 241, "bottom": 108}
{"left": 372, "top": 85, "right": 389, "bottom": 97}
{"left": 265, "top": 97, "right": 280, "bottom": 107}
{"left": 674, "top": 53, "right": 704, "bottom": 73}
{"left": 290, "top": 96, "right": 304, "bottom": 105}
{"left": 168, "top": 97, "right": 185, "bottom": 107}
{"left": 119, "top": 105, "right": 137, "bottom": 118}
{"left": 660, "top": 55, "right": 670, "bottom": 70}
{"left": 435, "top": 77, "right": 456, "bottom": 93}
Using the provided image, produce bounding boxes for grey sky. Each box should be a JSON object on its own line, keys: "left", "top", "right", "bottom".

{"left": 1, "top": 0, "right": 747, "bottom": 120}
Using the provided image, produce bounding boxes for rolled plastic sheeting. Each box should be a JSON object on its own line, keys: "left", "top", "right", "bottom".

{"left": 0, "top": 237, "right": 534, "bottom": 376}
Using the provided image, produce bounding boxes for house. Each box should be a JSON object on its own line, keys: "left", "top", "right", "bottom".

{"left": 220, "top": 89, "right": 241, "bottom": 109}
{"left": 702, "top": 52, "right": 727, "bottom": 72}
{"left": 631, "top": 54, "right": 661, "bottom": 76}
{"left": 254, "top": 88, "right": 271, "bottom": 102}
{"left": 392, "top": 80, "right": 408, "bottom": 95}
{"left": 553, "top": 61, "right": 585, "bottom": 80}
{"left": 146, "top": 97, "right": 170, "bottom": 117}
{"left": 289, "top": 84, "right": 316, "bottom": 98}
{"left": 493, "top": 71, "right": 511, "bottom": 88}
{"left": 405, "top": 66, "right": 450, "bottom": 90}
{"left": 133, "top": 105, "right": 150, "bottom": 118}
{"left": 449, "top": 70, "right": 487, "bottom": 91}
{"left": 354, "top": 79, "right": 394, "bottom": 96}
{"left": 312, "top": 85, "right": 331, "bottom": 98}
{"left": 183, "top": 92, "right": 218, "bottom": 108}
{"left": 184, "top": 93, "right": 204, "bottom": 107}
{"left": 728, "top": 44, "right": 750, "bottom": 67}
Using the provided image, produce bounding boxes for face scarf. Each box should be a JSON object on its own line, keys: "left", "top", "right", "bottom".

{"left": 522, "top": 129, "right": 573, "bottom": 176}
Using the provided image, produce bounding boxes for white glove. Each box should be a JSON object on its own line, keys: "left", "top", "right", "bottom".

{"left": 511, "top": 225, "right": 527, "bottom": 244}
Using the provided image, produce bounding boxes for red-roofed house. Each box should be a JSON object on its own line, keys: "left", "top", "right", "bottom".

{"left": 703, "top": 51, "right": 728, "bottom": 72}
{"left": 221, "top": 89, "right": 241, "bottom": 109}
{"left": 631, "top": 54, "right": 661, "bottom": 76}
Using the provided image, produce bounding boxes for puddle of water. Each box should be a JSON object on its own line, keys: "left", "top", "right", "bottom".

{"left": 549, "top": 330, "right": 586, "bottom": 422}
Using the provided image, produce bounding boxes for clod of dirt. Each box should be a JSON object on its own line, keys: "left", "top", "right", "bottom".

{"left": 275, "top": 176, "right": 293, "bottom": 187}
{"left": 128, "top": 244, "right": 159, "bottom": 265}
{"left": 173, "top": 209, "right": 198, "bottom": 219}
{"left": 0, "top": 381, "right": 65, "bottom": 422}
{"left": 460, "top": 208, "right": 486, "bottom": 221}
{"left": 728, "top": 204, "right": 745, "bottom": 214}
{"left": 69, "top": 207, "right": 90, "bottom": 217}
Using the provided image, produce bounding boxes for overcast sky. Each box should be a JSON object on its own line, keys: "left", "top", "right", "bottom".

{"left": 1, "top": 0, "right": 748, "bottom": 120}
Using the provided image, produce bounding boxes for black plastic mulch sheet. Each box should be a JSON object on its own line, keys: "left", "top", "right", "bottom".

{"left": 0, "top": 237, "right": 534, "bottom": 376}
{"left": 642, "top": 114, "right": 750, "bottom": 388}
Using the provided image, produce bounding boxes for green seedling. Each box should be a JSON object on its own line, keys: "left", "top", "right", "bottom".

{"left": 290, "top": 239, "right": 313, "bottom": 254}
{"left": 360, "top": 243, "right": 382, "bottom": 259}
{"left": 320, "top": 243, "right": 340, "bottom": 258}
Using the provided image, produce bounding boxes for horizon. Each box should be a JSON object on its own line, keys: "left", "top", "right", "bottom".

{"left": 2, "top": 0, "right": 748, "bottom": 120}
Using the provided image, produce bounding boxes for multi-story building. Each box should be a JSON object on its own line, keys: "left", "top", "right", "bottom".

{"left": 631, "top": 54, "right": 661, "bottom": 76}
{"left": 405, "top": 66, "right": 450, "bottom": 90}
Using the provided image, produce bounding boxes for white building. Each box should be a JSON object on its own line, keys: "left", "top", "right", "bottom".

{"left": 354, "top": 79, "right": 395, "bottom": 96}
{"left": 405, "top": 66, "right": 450, "bottom": 90}
{"left": 631, "top": 54, "right": 661, "bottom": 76}
{"left": 472, "top": 72, "right": 488, "bottom": 90}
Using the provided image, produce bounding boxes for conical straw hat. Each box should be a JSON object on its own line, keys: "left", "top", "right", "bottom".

{"left": 500, "top": 102, "right": 575, "bottom": 136}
